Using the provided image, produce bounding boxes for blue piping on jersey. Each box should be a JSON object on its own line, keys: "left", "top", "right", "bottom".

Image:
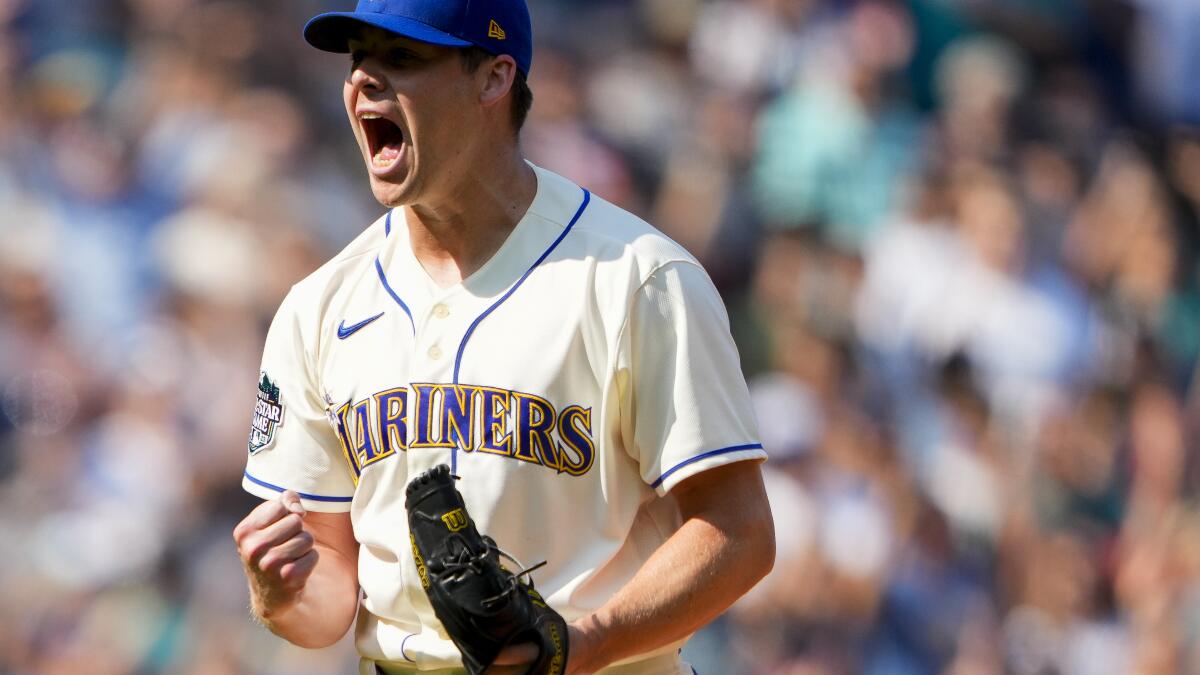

{"left": 400, "top": 634, "right": 415, "bottom": 662}
{"left": 384, "top": 209, "right": 393, "bottom": 236}
{"left": 649, "top": 443, "right": 764, "bottom": 489}
{"left": 243, "top": 470, "right": 355, "bottom": 502}
{"left": 449, "top": 187, "right": 592, "bottom": 474}
{"left": 375, "top": 257, "right": 416, "bottom": 335}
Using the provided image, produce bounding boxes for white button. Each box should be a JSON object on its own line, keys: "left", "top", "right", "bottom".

{"left": 433, "top": 303, "right": 450, "bottom": 319}
{"left": 428, "top": 345, "right": 443, "bottom": 360}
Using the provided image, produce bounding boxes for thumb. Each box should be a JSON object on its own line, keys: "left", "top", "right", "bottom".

{"left": 280, "top": 490, "right": 307, "bottom": 516}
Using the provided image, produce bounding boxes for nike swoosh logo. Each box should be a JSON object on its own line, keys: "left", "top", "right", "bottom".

{"left": 337, "top": 312, "right": 385, "bottom": 339}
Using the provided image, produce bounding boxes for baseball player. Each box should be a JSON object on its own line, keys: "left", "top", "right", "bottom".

{"left": 233, "top": 0, "right": 775, "bottom": 673}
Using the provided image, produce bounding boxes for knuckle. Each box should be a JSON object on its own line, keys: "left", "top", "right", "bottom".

{"left": 243, "top": 537, "right": 270, "bottom": 562}
{"left": 233, "top": 519, "right": 260, "bottom": 543}
{"left": 277, "top": 564, "right": 296, "bottom": 583}
{"left": 279, "top": 562, "right": 307, "bottom": 585}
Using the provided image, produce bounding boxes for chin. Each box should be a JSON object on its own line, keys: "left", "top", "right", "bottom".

{"left": 368, "top": 176, "right": 416, "bottom": 208}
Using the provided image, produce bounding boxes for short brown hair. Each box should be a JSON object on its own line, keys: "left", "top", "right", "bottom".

{"left": 459, "top": 47, "right": 533, "bottom": 135}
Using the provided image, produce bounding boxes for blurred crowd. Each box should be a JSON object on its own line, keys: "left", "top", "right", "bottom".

{"left": 1, "top": 0, "right": 1199, "bottom": 673}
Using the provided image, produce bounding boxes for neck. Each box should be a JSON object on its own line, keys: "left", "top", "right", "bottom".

{"left": 404, "top": 150, "right": 537, "bottom": 288}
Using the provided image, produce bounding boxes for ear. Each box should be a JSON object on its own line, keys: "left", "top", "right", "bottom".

{"left": 479, "top": 55, "right": 518, "bottom": 109}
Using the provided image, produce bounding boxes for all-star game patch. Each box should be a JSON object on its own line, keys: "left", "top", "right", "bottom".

{"left": 249, "top": 372, "right": 285, "bottom": 454}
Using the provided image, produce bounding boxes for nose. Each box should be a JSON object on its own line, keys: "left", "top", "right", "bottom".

{"left": 348, "top": 59, "right": 385, "bottom": 95}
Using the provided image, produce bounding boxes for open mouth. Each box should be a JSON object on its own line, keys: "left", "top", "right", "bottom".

{"left": 360, "top": 113, "right": 405, "bottom": 167}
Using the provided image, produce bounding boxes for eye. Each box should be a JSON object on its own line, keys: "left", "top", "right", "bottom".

{"left": 350, "top": 50, "right": 366, "bottom": 68}
{"left": 386, "top": 49, "right": 418, "bottom": 66}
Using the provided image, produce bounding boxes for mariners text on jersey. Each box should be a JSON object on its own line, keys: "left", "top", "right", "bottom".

{"left": 333, "top": 383, "right": 595, "bottom": 482}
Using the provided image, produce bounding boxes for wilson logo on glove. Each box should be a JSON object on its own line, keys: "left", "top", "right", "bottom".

{"left": 410, "top": 534, "right": 431, "bottom": 589}
{"left": 441, "top": 508, "right": 468, "bottom": 532}
{"left": 547, "top": 623, "right": 564, "bottom": 675}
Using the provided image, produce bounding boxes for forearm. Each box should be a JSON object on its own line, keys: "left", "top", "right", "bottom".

{"left": 570, "top": 466, "right": 775, "bottom": 672}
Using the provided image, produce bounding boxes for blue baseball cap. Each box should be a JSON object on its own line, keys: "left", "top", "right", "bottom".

{"left": 304, "top": 0, "right": 533, "bottom": 75}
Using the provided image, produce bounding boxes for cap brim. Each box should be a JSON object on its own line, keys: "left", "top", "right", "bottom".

{"left": 303, "top": 12, "right": 473, "bottom": 53}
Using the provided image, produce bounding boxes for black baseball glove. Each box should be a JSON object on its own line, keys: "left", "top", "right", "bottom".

{"left": 405, "top": 465, "right": 569, "bottom": 675}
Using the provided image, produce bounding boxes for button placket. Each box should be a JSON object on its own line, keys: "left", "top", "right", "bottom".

{"left": 426, "top": 301, "right": 451, "bottom": 361}
{"left": 413, "top": 298, "right": 454, "bottom": 367}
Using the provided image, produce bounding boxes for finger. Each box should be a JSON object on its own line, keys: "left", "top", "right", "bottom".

{"left": 240, "top": 513, "right": 306, "bottom": 564}
{"left": 278, "top": 549, "right": 319, "bottom": 587}
{"left": 490, "top": 643, "right": 539, "bottom": 665}
{"left": 234, "top": 498, "right": 291, "bottom": 540}
{"left": 280, "top": 490, "right": 307, "bottom": 516}
{"left": 257, "top": 530, "right": 316, "bottom": 573}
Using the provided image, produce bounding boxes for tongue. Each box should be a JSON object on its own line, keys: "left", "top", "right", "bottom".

{"left": 374, "top": 143, "right": 401, "bottom": 163}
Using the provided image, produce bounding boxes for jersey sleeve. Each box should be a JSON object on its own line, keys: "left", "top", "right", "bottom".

{"left": 618, "top": 261, "right": 766, "bottom": 496}
{"left": 242, "top": 286, "right": 356, "bottom": 512}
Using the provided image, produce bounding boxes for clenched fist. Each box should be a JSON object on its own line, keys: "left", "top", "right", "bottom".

{"left": 233, "top": 490, "right": 319, "bottom": 620}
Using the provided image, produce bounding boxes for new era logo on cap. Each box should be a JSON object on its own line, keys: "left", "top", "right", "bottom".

{"left": 488, "top": 20, "right": 506, "bottom": 40}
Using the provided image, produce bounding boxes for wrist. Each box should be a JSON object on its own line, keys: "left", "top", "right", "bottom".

{"left": 566, "top": 614, "right": 611, "bottom": 675}
{"left": 248, "top": 579, "right": 299, "bottom": 626}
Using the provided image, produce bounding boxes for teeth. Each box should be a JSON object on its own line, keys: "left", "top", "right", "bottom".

{"left": 372, "top": 147, "right": 401, "bottom": 166}
{"left": 360, "top": 112, "right": 382, "bottom": 119}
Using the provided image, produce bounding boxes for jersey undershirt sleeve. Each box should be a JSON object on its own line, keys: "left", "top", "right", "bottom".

{"left": 618, "top": 260, "right": 766, "bottom": 496}
{"left": 242, "top": 286, "right": 356, "bottom": 512}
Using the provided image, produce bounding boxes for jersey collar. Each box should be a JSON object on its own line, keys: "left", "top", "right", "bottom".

{"left": 374, "top": 163, "right": 583, "bottom": 314}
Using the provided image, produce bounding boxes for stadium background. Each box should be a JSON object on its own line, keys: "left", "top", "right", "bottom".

{"left": 2, "top": 0, "right": 1200, "bottom": 672}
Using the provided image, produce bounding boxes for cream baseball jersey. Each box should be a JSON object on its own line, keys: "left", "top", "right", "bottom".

{"left": 242, "top": 164, "right": 765, "bottom": 672}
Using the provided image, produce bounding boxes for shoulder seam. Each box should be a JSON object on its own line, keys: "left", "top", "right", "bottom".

{"left": 290, "top": 244, "right": 384, "bottom": 386}
{"left": 569, "top": 200, "right": 699, "bottom": 267}
{"left": 609, "top": 258, "right": 710, "bottom": 382}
